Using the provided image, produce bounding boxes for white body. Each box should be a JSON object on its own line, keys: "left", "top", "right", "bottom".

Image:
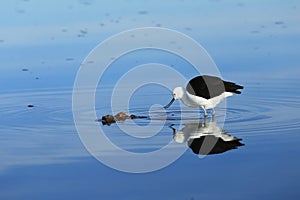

{"left": 184, "top": 90, "right": 233, "bottom": 109}
{"left": 173, "top": 122, "right": 237, "bottom": 143}
{"left": 173, "top": 87, "right": 234, "bottom": 116}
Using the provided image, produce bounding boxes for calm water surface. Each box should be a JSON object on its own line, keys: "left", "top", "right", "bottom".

{"left": 0, "top": 78, "right": 300, "bottom": 199}
{"left": 1, "top": 0, "right": 300, "bottom": 199}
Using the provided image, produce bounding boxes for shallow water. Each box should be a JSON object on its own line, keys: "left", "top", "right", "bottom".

{"left": 1, "top": 0, "right": 300, "bottom": 199}
{"left": 1, "top": 78, "right": 300, "bottom": 199}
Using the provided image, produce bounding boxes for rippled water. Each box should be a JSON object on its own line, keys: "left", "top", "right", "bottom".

{"left": 1, "top": 78, "right": 299, "bottom": 199}
{"left": 1, "top": 78, "right": 300, "bottom": 152}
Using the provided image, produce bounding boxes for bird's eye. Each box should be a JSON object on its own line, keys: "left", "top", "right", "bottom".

{"left": 173, "top": 93, "right": 176, "bottom": 96}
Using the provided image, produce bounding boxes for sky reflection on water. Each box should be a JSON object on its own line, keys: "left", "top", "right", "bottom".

{"left": 1, "top": 0, "right": 300, "bottom": 199}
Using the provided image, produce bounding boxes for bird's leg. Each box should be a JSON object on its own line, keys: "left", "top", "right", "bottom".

{"left": 203, "top": 115, "right": 207, "bottom": 123}
{"left": 212, "top": 108, "right": 215, "bottom": 116}
{"left": 201, "top": 106, "right": 208, "bottom": 118}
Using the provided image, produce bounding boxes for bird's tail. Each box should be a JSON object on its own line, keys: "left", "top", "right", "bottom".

{"left": 223, "top": 81, "right": 244, "bottom": 94}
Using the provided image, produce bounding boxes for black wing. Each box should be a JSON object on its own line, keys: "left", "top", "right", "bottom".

{"left": 186, "top": 75, "right": 243, "bottom": 99}
{"left": 188, "top": 135, "right": 244, "bottom": 155}
{"left": 223, "top": 80, "right": 244, "bottom": 94}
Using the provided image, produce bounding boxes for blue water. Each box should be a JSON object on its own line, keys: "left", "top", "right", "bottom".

{"left": 1, "top": 0, "right": 300, "bottom": 199}
{"left": 1, "top": 79, "right": 300, "bottom": 199}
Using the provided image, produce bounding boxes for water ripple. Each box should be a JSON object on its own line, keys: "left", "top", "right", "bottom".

{"left": 125, "top": 93, "right": 300, "bottom": 137}
{"left": 1, "top": 84, "right": 300, "bottom": 138}
{"left": 0, "top": 89, "right": 74, "bottom": 132}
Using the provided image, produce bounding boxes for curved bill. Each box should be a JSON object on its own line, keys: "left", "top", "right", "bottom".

{"left": 163, "top": 98, "right": 175, "bottom": 109}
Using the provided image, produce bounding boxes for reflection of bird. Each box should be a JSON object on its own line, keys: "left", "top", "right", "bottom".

{"left": 170, "top": 121, "right": 244, "bottom": 155}
{"left": 164, "top": 75, "right": 243, "bottom": 117}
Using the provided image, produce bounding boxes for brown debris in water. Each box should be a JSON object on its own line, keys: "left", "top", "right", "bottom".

{"left": 99, "top": 112, "right": 138, "bottom": 126}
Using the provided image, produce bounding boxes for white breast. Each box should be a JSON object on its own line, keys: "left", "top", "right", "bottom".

{"left": 184, "top": 91, "right": 233, "bottom": 109}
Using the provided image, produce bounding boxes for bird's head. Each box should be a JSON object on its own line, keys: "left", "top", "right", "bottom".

{"left": 173, "top": 87, "right": 184, "bottom": 100}
{"left": 164, "top": 87, "right": 184, "bottom": 109}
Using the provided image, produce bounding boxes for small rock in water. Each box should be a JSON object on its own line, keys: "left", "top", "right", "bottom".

{"left": 274, "top": 21, "right": 284, "bottom": 25}
{"left": 27, "top": 104, "right": 34, "bottom": 108}
{"left": 138, "top": 11, "right": 148, "bottom": 15}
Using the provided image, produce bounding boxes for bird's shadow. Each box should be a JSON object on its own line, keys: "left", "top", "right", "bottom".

{"left": 169, "top": 118, "right": 244, "bottom": 155}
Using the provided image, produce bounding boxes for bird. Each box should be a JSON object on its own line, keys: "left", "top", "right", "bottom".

{"left": 164, "top": 75, "right": 244, "bottom": 117}
{"left": 169, "top": 121, "right": 244, "bottom": 155}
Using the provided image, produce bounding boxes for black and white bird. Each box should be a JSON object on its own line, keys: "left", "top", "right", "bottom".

{"left": 170, "top": 122, "right": 244, "bottom": 155}
{"left": 164, "top": 75, "right": 244, "bottom": 116}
